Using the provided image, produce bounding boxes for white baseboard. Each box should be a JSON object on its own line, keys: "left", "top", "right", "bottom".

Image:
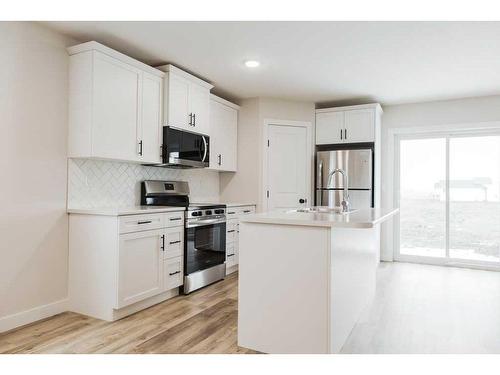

{"left": 0, "top": 299, "right": 68, "bottom": 333}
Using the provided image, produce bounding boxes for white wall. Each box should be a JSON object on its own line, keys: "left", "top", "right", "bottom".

{"left": 381, "top": 95, "right": 500, "bottom": 261}
{"left": 0, "top": 22, "right": 76, "bottom": 331}
{"left": 219, "top": 97, "right": 315, "bottom": 211}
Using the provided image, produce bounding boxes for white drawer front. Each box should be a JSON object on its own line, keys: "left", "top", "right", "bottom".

{"left": 164, "top": 211, "right": 184, "bottom": 227}
{"left": 226, "top": 242, "right": 236, "bottom": 267}
{"left": 226, "top": 208, "right": 238, "bottom": 218}
{"left": 165, "top": 256, "right": 183, "bottom": 290}
{"left": 226, "top": 219, "right": 238, "bottom": 243}
{"left": 119, "top": 213, "right": 164, "bottom": 234}
{"left": 238, "top": 206, "right": 256, "bottom": 215}
{"left": 164, "top": 226, "right": 184, "bottom": 259}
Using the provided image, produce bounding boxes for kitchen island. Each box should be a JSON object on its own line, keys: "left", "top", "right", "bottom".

{"left": 237, "top": 207, "right": 398, "bottom": 354}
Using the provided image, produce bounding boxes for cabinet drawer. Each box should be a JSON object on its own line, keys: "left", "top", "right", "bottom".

{"left": 238, "top": 206, "right": 256, "bottom": 215}
{"left": 164, "top": 226, "right": 184, "bottom": 259}
{"left": 119, "top": 214, "right": 164, "bottom": 234}
{"left": 164, "top": 211, "right": 184, "bottom": 227}
{"left": 226, "top": 242, "right": 236, "bottom": 267}
{"left": 226, "top": 208, "right": 238, "bottom": 218}
{"left": 226, "top": 219, "right": 238, "bottom": 243}
{"left": 164, "top": 256, "right": 183, "bottom": 290}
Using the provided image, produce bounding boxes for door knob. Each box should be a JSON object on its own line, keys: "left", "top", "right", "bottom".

{"left": 299, "top": 198, "right": 306, "bottom": 204}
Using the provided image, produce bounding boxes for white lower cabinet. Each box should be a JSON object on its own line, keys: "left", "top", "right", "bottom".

{"left": 117, "top": 229, "right": 164, "bottom": 308}
{"left": 225, "top": 205, "right": 256, "bottom": 275}
{"left": 69, "top": 210, "right": 185, "bottom": 321}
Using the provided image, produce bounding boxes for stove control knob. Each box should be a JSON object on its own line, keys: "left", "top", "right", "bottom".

{"left": 205, "top": 210, "right": 212, "bottom": 215}
{"left": 192, "top": 211, "right": 202, "bottom": 217}
{"left": 214, "top": 209, "right": 224, "bottom": 214}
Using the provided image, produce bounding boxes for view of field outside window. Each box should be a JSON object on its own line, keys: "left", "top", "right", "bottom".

{"left": 400, "top": 138, "right": 446, "bottom": 258}
{"left": 399, "top": 135, "right": 500, "bottom": 263}
{"left": 449, "top": 136, "right": 500, "bottom": 262}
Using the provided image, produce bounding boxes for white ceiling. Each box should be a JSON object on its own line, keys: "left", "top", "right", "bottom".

{"left": 45, "top": 21, "right": 500, "bottom": 105}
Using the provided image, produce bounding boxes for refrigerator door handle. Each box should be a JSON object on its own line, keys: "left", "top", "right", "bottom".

{"left": 318, "top": 160, "right": 323, "bottom": 189}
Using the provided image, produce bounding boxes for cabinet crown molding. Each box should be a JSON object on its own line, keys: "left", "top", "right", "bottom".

{"left": 210, "top": 94, "right": 241, "bottom": 110}
{"left": 157, "top": 64, "right": 214, "bottom": 90}
{"left": 67, "top": 41, "right": 165, "bottom": 78}
{"left": 316, "top": 103, "right": 383, "bottom": 114}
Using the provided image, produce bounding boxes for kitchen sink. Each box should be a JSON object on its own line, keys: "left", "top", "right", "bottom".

{"left": 289, "top": 207, "right": 358, "bottom": 215}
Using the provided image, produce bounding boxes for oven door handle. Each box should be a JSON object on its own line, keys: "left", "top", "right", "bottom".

{"left": 186, "top": 217, "right": 226, "bottom": 228}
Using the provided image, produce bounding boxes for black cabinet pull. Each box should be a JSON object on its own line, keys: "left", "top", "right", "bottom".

{"left": 169, "top": 271, "right": 180, "bottom": 276}
{"left": 137, "top": 220, "right": 152, "bottom": 224}
{"left": 193, "top": 113, "right": 196, "bottom": 126}
{"left": 227, "top": 230, "right": 235, "bottom": 233}
{"left": 218, "top": 154, "right": 221, "bottom": 166}
{"left": 169, "top": 217, "right": 182, "bottom": 221}
{"left": 161, "top": 235, "right": 165, "bottom": 251}
{"left": 227, "top": 254, "right": 235, "bottom": 258}
{"left": 169, "top": 240, "right": 181, "bottom": 245}
{"left": 344, "top": 129, "right": 347, "bottom": 139}
{"left": 138, "top": 140, "right": 143, "bottom": 155}
{"left": 189, "top": 113, "right": 193, "bottom": 126}
{"left": 243, "top": 210, "right": 251, "bottom": 213}
{"left": 228, "top": 211, "right": 235, "bottom": 215}
{"left": 340, "top": 129, "right": 343, "bottom": 140}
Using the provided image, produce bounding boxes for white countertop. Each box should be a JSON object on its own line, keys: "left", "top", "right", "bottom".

{"left": 67, "top": 206, "right": 185, "bottom": 216}
{"left": 239, "top": 207, "right": 399, "bottom": 228}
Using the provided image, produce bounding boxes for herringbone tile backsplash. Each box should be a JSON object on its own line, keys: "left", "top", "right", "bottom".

{"left": 68, "top": 159, "right": 220, "bottom": 208}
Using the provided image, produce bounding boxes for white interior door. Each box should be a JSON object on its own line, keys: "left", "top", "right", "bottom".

{"left": 267, "top": 124, "right": 309, "bottom": 210}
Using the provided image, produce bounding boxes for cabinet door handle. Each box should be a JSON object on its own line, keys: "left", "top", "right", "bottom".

{"left": 218, "top": 154, "right": 221, "bottom": 166}
{"left": 193, "top": 113, "right": 196, "bottom": 126}
{"left": 161, "top": 235, "right": 165, "bottom": 251}
{"left": 169, "top": 217, "right": 182, "bottom": 221}
{"left": 344, "top": 129, "right": 347, "bottom": 139}
{"left": 227, "top": 254, "right": 235, "bottom": 258}
{"left": 169, "top": 240, "right": 181, "bottom": 245}
{"left": 137, "top": 220, "right": 152, "bottom": 224}
{"left": 189, "top": 113, "right": 193, "bottom": 126}
{"left": 228, "top": 211, "right": 235, "bottom": 215}
{"left": 243, "top": 210, "right": 251, "bottom": 213}
{"left": 138, "top": 140, "right": 143, "bottom": 155}
{"left": 169, "top": 271, "right": 181, "bottom": 276}
{"left": 227, "top": 230, "right": 235, "bottom": 233}
{"left": 340, "top": 129, "right": 343, "bottom": 140}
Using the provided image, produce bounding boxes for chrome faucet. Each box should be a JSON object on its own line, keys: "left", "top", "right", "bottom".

{"left": 327, "top": 168, "right": 350, "bottom": 212}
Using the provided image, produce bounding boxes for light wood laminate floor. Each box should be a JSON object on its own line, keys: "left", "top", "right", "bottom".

{"left": 1, "top": 263, "right": 499, "bottom": 354}
{"left": 0, "top": 272, "right": 256, "bottom": 354}
{"left": 342, "top": 262, "right": 500, "bottom": 354}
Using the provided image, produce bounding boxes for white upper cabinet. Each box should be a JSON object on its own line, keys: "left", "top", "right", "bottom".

{"left": 68, "top": 42, "right": 164, "bottom": 164}
{"left": 140, "top": 72, "right": 163, "bottom": 163}
{"left": 344, "top": 108, "right": 375, "bottom": 143}
{"left": 209, "top": 95, "right": 239, "bottom": 172}
{"left": 316, "top": 111, "right": 344, "bottom": 145}
{"left": 315, "top": 104, "right": 382, "bottom": 145}
{"left": 159, "top": 64, "right": 213, "bottom": 136}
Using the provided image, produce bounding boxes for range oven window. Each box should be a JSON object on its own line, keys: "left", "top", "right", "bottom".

{"left": 185, "top": 222, "right": 226, "bottom": 274}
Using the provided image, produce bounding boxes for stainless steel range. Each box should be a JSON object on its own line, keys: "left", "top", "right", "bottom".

{"left": 141, "top": 180, "right": 226, "bottom": 294}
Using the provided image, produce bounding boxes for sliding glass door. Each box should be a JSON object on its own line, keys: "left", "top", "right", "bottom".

{"left": 396, "top": 132, "right": 500, "bottom": 269}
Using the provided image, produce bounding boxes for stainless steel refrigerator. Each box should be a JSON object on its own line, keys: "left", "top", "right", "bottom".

{"left": 316, "top": 148, "right": 373, "bottom": 209}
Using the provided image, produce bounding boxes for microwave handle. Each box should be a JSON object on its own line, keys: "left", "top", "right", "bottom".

{"left": 201, "top": 136, "right": 208, "bottom": 162}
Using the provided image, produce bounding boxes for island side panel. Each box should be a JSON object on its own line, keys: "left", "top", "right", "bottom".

{"left": 238, "top": 222, "right": 331, "bottom": 354}
{"left": 329, "top": 224, "right": 380, "bottom": 353}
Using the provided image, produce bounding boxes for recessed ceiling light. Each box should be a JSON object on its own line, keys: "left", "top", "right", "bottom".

{"left": 244, "top": 60, "right": 260, "bottom": 68}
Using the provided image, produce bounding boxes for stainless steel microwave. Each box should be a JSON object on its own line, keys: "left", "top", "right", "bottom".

{"left": 159, "top": 127, "right": 209, "bottom": 168}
